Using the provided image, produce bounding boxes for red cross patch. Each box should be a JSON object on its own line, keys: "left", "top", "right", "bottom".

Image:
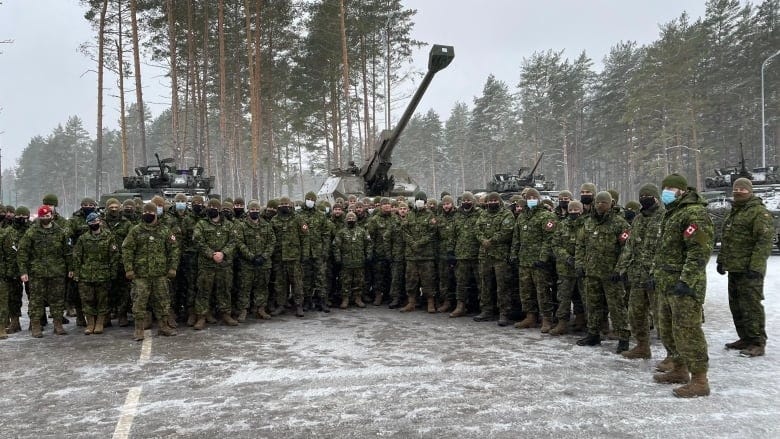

{"left": 619, "top": 230, "right": 630, "bottom": 243}
{"left": 302, "top": 224, "right": 309, "bottom": 232}
{"left": 170, "top": 235, "right": 176, "bottom": 242}
{"left": 545, "top": 220, "right": 555, "bottom": 231}
{"left": 683, "top": 223, "right": 698, "bottom": 238}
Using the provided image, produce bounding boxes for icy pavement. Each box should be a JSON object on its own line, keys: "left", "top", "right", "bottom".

{"left": 1, "top": 255, "right": 778, "bottom": 438}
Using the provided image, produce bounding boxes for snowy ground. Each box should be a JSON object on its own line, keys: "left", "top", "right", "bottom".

{"left": 1, "top": 255, "right": 778, "bottom": 438}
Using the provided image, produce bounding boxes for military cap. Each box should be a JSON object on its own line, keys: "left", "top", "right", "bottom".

{"left": 150, "top": 195, "right": 165, "bottom": 206}
{"left": 305, "top": 192, "right": 317, "bottom": 201}
{"left": 42, "top": 193, "right": 59, "bottom": 206}
{"left": 373, "top": 196, "right": 381, "bottom": 205}
{"left": 441, "top": 195, "right": 454, "bottom": 205}
{"left": 486, "top": 192, "right": 501, "bottom": 203}
{"left": 525, "top": 188, "right": 541, "bottom": 199}
{"left": 15, "top": 206, "right": 30, "bottom": 216}
{"left": 207, "top": 198, "right": 222, "bottom": 208}
{"left": 461, "top": 191, "right": 476, "bottom": 202}
{"left": 191, "top": 195, "right": 205, "bottom": 204}
{"left": 224, "top": 197, "right": 233, "bottom": 205}
{"left": 558, "top": 190, "right": 573, "bottom": 199}
{"left": 414, "top": 191, "right": 427, "bottom": 202}
{"left": 595, "top": 191, "right": 613, "bottom": 204}
{"left": 234, "top": 197, "right": 245, "bottom": 205}
{"left": 639, "top": 183, "right": 660, "bottom": 199}
{"left": 733, "top": 177, "right": 753, "bottom": 193}
{"left": 345, "top": 212, "right": 357, "bottom": 221}
{"left": 580, "top": 182, "right": 597, "bottom": 194}
{"left": 81, "top": 197, "right": 97, "bottom": 206}
{"left": 661, "top": 173, "right": 687, "bottom": 191}
{"left": 86, "top": 212, "right": 101, "bottom": 224}
{"left": 607, "top": 189, "right": 620, "bottom": 204}
{"left": 625, "top": 200, "right": 641, "bottom": 211}
{"left": 380, "top": 197, "right": 391, "bottom": 205}
{"left": 221, "top": 200, "right": 233, "bottom": 210}
{"left": 279, "top": 196, "right": 292, "bottom": 205}
{"left": 398, "top": 201, "right": 409, "bottom": 209}
{"left": 248, "top": 200, "right": 262, "bottom": 210}
{"left": 567, "top": 200, "right": 583, "bottom": 211}
{"left": 142, "top": 203, "right": 157, "bottom": 214}
{"left": 105, "top": 197, "right": 121, "bottom": 208}
{"left": 440, "top": 191, "right": 451, "bottom": 200}
{"left": 267, "top": 199, "right": 280, "bottom": 209}
{"left": 174, "top": 193, "right": 188, "bottom": 202}
{"left": 37, "top": 205, "right": 53, "bottom": 217}
{"left": 122, "top": 199, "right": 136, "bottom": 208}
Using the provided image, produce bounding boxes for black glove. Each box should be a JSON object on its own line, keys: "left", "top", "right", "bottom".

{"left": 746, "top": 270, "right": 763, "bottom": 280}
{"left": 252, "top": 255, "right": 266, "bottom": 267}
{"left": 365, "top": 255, "right": 374, "bottom": 265}
{"left": 509, "top": 255, "right": 519, "bottom": 265}
{"left": 565, "top": 256, "right": 575, "bottom": 268}
{"left": 645, "top": 276, "right": 655, "bottom": 291}
{"left": 575, "top": 268, "right": 585, "bottom": 279}
{"left": 716, "top": 263, "right": 726, "bottom": 275}
{"left": 673, "top": 281, "right": 693, "bottom": 297}
{"left": 609, "top": 272, "right": 623, "bottom": 283}
{"left": 533, "top": 261, "right": 552, "bottom": 272}
{"left": 446, "top": 252, "right": 457, "bottom": 264}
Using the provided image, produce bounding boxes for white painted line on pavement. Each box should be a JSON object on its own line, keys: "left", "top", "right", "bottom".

{"left": 139, "top": 332, "right": 152, "bottom": 364}
{"left": 112, "top": 386, "right": 142, "bottom": 439}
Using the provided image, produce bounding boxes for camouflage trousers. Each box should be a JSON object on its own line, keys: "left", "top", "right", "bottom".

{"left": 627, "top": 282, "right": 656, "bottom": 343}
{"left": 390, "top": 260, "right": 405, "bottom": 300}
{"left": 131, "top": 277, "right": 170, "bottom": 322}
{"left": 583, "top": 276, "right": 629, "bottom": 339}
{"left": 372, "top": 258, "right": 393, "bottom": 298}
{"left": 196, "top": 267, "right": 233, "bottom": 314}
{"left": 519, "top": 266, "right": 554, "bottom": 318}
{"left": 341, "top": 267, "right": 364, "bottom": 300}
{"left": 455, "top": 259, "right": 480, "bottom": 302}
{"left": 236, "top": 263, "right": 271, "bottom": 311}
{"left": 438, "top": 258, "right": 456, "bottom": 302}
{"left": 478, "top": 257, "right": 512, "bottom": 315}
{"left": 302, "top": 257, "right": 326, "bottom": 300}
{"left": 4, "top": 277, "right": 23, "bottom": 318}
{"left": 174, "top": 252, "right": 197, "bottom": 314}
{"left": 555, "top": 275, "right": 584, "bottom": 321}
{"left": 28, "top": 277, "right": 66, "bottom": 321}
{"left": 274, "top": 260, "right": 304, "bottom": 307}
{"left": 728, "top": 272, "right": 767, "bottom": 346}
{"left": 656, "top": 271, "right": 708, "bottom": 373}
{"left": 109, "top": 268, "right": 131, "bottom": 315}
{"left": 406, "top": 260, "right": 436, "bottom": 299}
{"left": 0, "top": 278, "right": 8, "bottom": 326}
{"left": 78, "top": 281, "right": 110, "bottom": 316}
{"left": 327, "top": 258, "right": 342, "bottom": 303}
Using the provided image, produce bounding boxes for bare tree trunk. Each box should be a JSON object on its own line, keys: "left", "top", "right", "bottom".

{"left": 130, "top": 0, "right": 147, "bottom": 163}
{"left": 167, "top": 0, "right": 181, "bottom": 163}
{"left": 245, "top": 0, "right": 262, "bottom": 198}
{"left": 218, "top": 0, "right": 227, "bottom": 192}
{"left": 96, "top": 0, "right": 108, "bottom": 198}
{"left": 116, "top": 2, "right": 129, "bottom": 177}
{"left": 361, "top": 34, "right": 370, "bottom": 157}
{"left": 200, "top": 0, "right": 210, "bottom": 170}
{"left": 186, "top": 0, "right": 198, "bottom": 167}
{"left": 385, "top": 23, "right": 391, "bottom": 130}
{"left": 339, "top": 0, "right": 353, "bottom": 162}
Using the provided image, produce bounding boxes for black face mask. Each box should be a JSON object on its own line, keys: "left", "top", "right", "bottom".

{"left": 222, "top": 210, "right": 234, "bottom": 220}
{"left": 580, "top": 195, "right": 594, "bottom": 205}
{"left": 264, "top": 209, "right": 277, "bottom": 218}
{"left": 142, "top": 213, "right": 156, "bottom": 224}
{"left": 192, "top": 204, "right": 204, "bottom": 214}
{"left": 639, "top": 197, "right": 655, "bottom": 210}
{"left": 89, "top": 223, "right": 101, "bottom": 231}
{"left": 487, "top": 202, "right": 500, "bottom": 212}
{"left": 347, "top": 221, "right": 356, "bottom": 228}
{"left": 82, "top": 207, "right": 95, "bottom": 216}
{"left": 14, "top": 217, "right": 28, "bottom": 227}
{"left": 625, "top": 211, "right": 637, "bottom": 222}
{"left": 278, "top": 206, "right": 291, "bottom": 215}
{"left": 123, "top": 209, "right": 135, "bottom": 217}
{"left": 39, "top": 218, "right": 52, "bottom": 226}
{"left": 207, "top": 208, "right": 220, "bottom": 219}
{"left": 248, "top": 211, "right": 260, "bottom": 220}
{"left": 568, "top": 212, "right": 581, "bottom": 220}
{"left": 107, "top": 210, "right": 120, "bottom": 219}
{"left": 234, "top": 208, "right": 245, "bottom": 217}
{"left": 558, "top": 201, "right": 569, "bottom": 211}
{"left": 461, "top": 202, "right": 473, "bottom": 211}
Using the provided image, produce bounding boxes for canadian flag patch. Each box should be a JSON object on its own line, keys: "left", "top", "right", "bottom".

{"left": 619, "top": 230, "right": 630, "bottom": 243}
{"left": 545, "top": 220, "right": 555, "bottom": 231}
{"left": 302, "top": 224, "right": 309, "bottom": 232}
{"left": 683, "top": 223, "right": 698, "bottom": 238}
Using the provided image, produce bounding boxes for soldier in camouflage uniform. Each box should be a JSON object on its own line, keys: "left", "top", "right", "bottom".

{"left": 400, "top": 192, "right": 438, "bottom": 313}
{"left": 0, "top": 218, "right": 12, "bottom": 339}
{"left": 326, "top": 202, "right": 345, "bottom": 306}
{"left": 716, "top": 177, "right": 773, "bottom": 358}
{"left": 122, "top": 203, "right": 179, "bottom": 340}
{"left": 192, "top": 198, "right": 237, "bottom": 328}
{"left": 102, "top": 198, "right": 134, "bottom": 326}
{"left": 234, "top": 200, "right": 277, "bottom": 319}
{"left": 121, "top": 199, "right": 139, "bottom": 223}
{"left": 575, "top": 191, "right": 631, "bottom": 353}
{"left": 388, "top": 202, "right": 408, "bottom": 309}
{"left": 67, "top": 197, "right": 98, "bottom": 327}
{"left": 473, "top": 192, "right": 515, "bottom": 323}
{"left": 449, "top": 192, "right": 481, "bottom": 318}
{"left": 512, "top": 188, "right": 558, "bottom": 331}
{"left": 651, "top": 173, "right": 713, "bottom": 398}
{"left": 2, "top": 206, "right": 29, "bottom": 334}
{"left": 167, "top": 193, "right": 199, "bottom": 325}
{"left": 366, "top": 198, "right": 395, "bottom": 306}
{"left": 554, "top": 190, "right": 573, "bottom": 219}
{"left": 221, "top": 200, "right": 235, "bottom": 223}
{"left": 190, "top": 195, "right": 207, "bottom": 220}
{"left": 233, "top": 197, "right": 246, "bottom": 221}
{"left": 299, "top": 192, "right": 329, "bottom": 311}
{"left": 615, "top": 184, "right": 665, "bottom": 359}
{"left": 435, "top": 195, "right": 458, "bottom": 313}
{"left": 545, "top": 200, "right": 585, "bottom": 335}
{"left": 333, "top": 212, "right": 372, "bottom": 309}
{"left": 270, "top": 196, "right": 307, "bottom": 317}
{"left": 18, "top": 205, "right": 73, "bottom": 337}
{"left": 73, "top": 212, "right": 121, "bottom": 335}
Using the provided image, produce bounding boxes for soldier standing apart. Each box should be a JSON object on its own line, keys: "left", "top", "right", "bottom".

{"left": 333, "top": 212, "right": 372, "bottom": 309}
{"left": 717, "top": 177, "right": 773, "bottom": 357}
{"left": 234, "top": 201, "right": 277, "bottom": 319}
{"left": 18, "top": 205, "right": 73, "bottom": 337}
{"left": 574, "top": 191, "right": 631, "bottom": 353}
{"left": 473, "top": 192, "right": 515, "bottom": 323}
{"left": 122, "top": 203, "right": 179, "bottom": 340}
{"left": 450, "top": 192, "right": 481, "bottom": 318}
{"left": 270, "top": 196, "right": 308, "bottom": 317}
{"left": 651, "top": 173, "right": 713, "bottom": 398}
{"left": 73, "top": 213, "right": 120, "bottom": 335}
{"left": 401, "top": 192, "right": 438, "bottom": 313}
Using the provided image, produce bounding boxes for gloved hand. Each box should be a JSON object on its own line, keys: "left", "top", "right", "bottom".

{"left": 565, "top": 256, "right": 575, "bottom": 268}
{"left": 167, "top": 269, "right": 177, "bottom": 279}
{"left": 673, "top": 281, "right": 693, "bottom": 297}
{"left": 645, "top": 276, "right": 655, "bottom": 291}
{"left": 716, "top": 263, "right": 726, "bottom": 275}
{"left": 609, "top": 272, "right": 623, "bottom": 283}
{"left": 575, "top": 268, "right": 585, "bottom": 279}
{"left": 253, "top": 255, "right": 266, "bottom": 267}
{"left": 533, "top": 261, "right": 552, "bottom": 271}
{"left": 509, "top": 255, "right": 519, "bottom": 265}
{"left": 746, "top": 270, "right": 763, "bottom": 280}
{"left": 125, "top": 270, "right": 135, "bottom": 281}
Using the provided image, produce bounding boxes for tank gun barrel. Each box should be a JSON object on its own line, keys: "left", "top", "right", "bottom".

{"left": 527, "top": 152, "right": 544, "bottom": 178}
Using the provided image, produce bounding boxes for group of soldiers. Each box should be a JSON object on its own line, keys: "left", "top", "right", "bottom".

{"left": 0, "top": 172, "right": 772, "bottom": 399}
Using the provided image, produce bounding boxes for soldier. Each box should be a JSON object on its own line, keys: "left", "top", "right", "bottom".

{"left": 651, "top": 173, "right": 713, "bottom": 398}
{"left": 102, "top": 198, "right": 134, "bottom": 326}
{"left": 3, "top": 206, "right": 29, "bottom": 334}
{"left": 0, "top": 217, "right": 11, "bottom": 338}
{"left": 388, "top": 202, "right": 408, "bottom": 309}
{"left": 270, "top": 196, "right": 307, "bottom": 317}
{"left": 400, "top": 192, "right": 438, "bottom": 313}
{"left": 546, "top": 200, "right": 585, "bottom": 335}
{"left": 326, "top": 201, "right": 346, "bottom": 306}
{"left": 122, "top": 199, "right": 139, "bottom": 222}
{"left": 435, "top": 195, "right": 458, "bottom": 313}
{"left": 512, "top": 188, "right": 558, "bottom": 331}
{"left": 575, "top": 191, "right": 631, "bottom": 353}
{"left": 168, "top": 193, "right": 198, "bottom": 325}
{"left": 18, "top": 205, "right": 73, "bottom": 337}
{"left": 366, "top": 198, "right": 395, "bottom": 306}
{"left": 233, "top": 197, "right": 246, "bottom": 220}
{"left": 716, "top": 177, "right": 773, "bottom": 357}
{"left": 192, "top": 198, "right": 237, "bottom": 328}
{"left": 555, "top": 190, "right": 573, "bottom": 219}
{"left": 122, "top": 203, "right": 180, "bottom": 340}
{"left": 221, "top": 200, "right": 235, "bottom": 222}
{"left": 333, "top": 212, "right": 372, "bottom": 309}
{"left": 234, "top": 200, "right": 277, "bottom": 319}
{"left": 73, "top": 212, "right": 120, "bottom": 335}
{"left": 190, "top": 195, "right": 207, "bottom": 220}
{"left": 616, "top": 184, "right": 665, "bottom": 359}
{"left": 299, "top": 191, "right": 329, "bottom": 311}
{"left": 624, "top": 200, "right": 641, "bottom": 224}
{"left": 450, "top": 192, "right": 481, "bottom": 318}
{"left": 473, "top": 192, "right": 515, "bottom": 322}
{"left": 579, "top": 183, "right": 596, "bottom": 216}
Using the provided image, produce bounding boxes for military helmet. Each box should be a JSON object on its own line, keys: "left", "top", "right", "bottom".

{"left": 42, "top": 193, "right": 59, "bottom": 206}
{"left": 207, "top": 198, "right": 221, "bottom": 209}
{"left": 305, "top": 191, "right": 317, "bottom": 201}
{"left": 625, "top": 200, "right": 641, "bottom": 211}
{"left": 15, "top": 206, "right": 30, "bottom": 216}
{"left": 461, "top": 191, "right": 476, "bottom": 202}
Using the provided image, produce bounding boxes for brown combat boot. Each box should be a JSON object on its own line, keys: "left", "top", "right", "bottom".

{"left": 437, "top": 299, "right": 452, "bottom": 313}
{"left": 31, "top": 320, "right": 43, "bottom": 338}
{"left": 549, "top": 319, "right": 568, "bottom": 336}
{"left": 655, "top": 354, "right": 674, "bottom": 372}
{"left": 143, "top": 318, "right": 152, "bottom": 330}
{"left": 167, "top": 310, "right": 178, "bottom": 329}
{"left": 373, "top": 291, "right": 383, "bottom": 306}
{"left": 449, "top": 301, "right": 466, "bottom": 318}
{"left": 257, "top": 308, "right": 272, "bottom": 320}
{"left": 653, "top": 363, "right": 690, "bottom": 384}
{"left": 236, "top": 309, "right": 248, "bottom": 323}
{"left": 400, "top": 295, "right": 417, "bottom": 313}
{"left": 133, "top": 318, "right": 145, "bottom": 341}
{"left": 355, "top": 296, "right": 366, "bottom": 308}
{"left": 117, "top": 312, "right": 129, "bottom": 327}
{"left": 94, "top": 314, "right": 106, "bottom": 334}
{"left": 740, "top": 344, "right": 765, "bottom": 357}
{"left": 514, "top": 313, "right": 537, "bottom": 329}
{"left": 205, "top": 310, "right": 218, "bottom": 324}
{"left": 340, "top": 297, "right": 350, "bottom": 309}
{"left": 540, "top": 317, "right": 553, "bottom": 333}
{"left": 8, "top": 316, "right": 21, "bottom": 333}
{"left": 186, "top": 309, "right": 197, "bottom": 327}
{"left": 84, "top": 315, "right": 96, "bottom": 335}
{"left": 193, "top": 314, "right": 206, "bottom": 330}
{"left": 725, "top": 338, "right": 749, "bottom": 350}
{"left": 157, "top": 318, "right": 178, "bottom": 336}
{"left": 427, "top": 297, "right": 436, "bottom": 313}
{"left": 222, "top": 312, "right": 239, "bottom": 326}
{"left": 53, "top": 319, "right": 67, "bottom": 335}
{"left": 0, "top": 324, "right": 7, "bottom": 340}
{"left": 622, "top": 341, "right": 652, "bottom": 359}
{"left": 673, "top": 371, "right": 710, "bottom": 398}
{"left": 571, "top": 313, "right": 586, "bottom": 332}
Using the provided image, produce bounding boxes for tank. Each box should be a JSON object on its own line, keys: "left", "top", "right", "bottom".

{"left": 468, "top": 153, "right": 555, "bottom": 202}
{"left": 317, "top": 44, "right": 455, "bottom": 205}
{"left": 99, "top": 153, "right": 215, "bottom": 206}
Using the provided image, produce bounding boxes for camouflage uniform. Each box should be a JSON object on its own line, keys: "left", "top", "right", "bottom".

{"left": 474, "top": 197, "right": 515, "bottom": 319}
{"left": 326, "top": 209, "right": 345, "bottom": 304}
{"left": 165, "top": 205, "right": 199, "bottom": 319}
{"left": 270, "top": 206, "right": 307, "bottom": 310}
{"left": 192, "top": 213, "right": 235, "bottom": 318}
{"left": 233, "top": 213, "right": 276, "bottom": 315}
{"left": 546, "top": 212, "right": 584, "bottom": 323}
{"left": 299, "top": 196, "right": 329, "bottom": 307}
{"left": 73, "top": 225, "right": 121, "bottom": 318}
{"left": 0, "top": 226, "right": 12, "bottom": 335}
{"left": 435, "top": 202, "right": 459, "bottom": 309}
{"left": 389, "top": 210, "right": 406, "bottom": 307}
{"left": 366, "top": 206, "right": 395, "bottom": 305}
{"left": 1, "top": 214, "right": 27, "bottom": 332}
{"left": 333, "top": 218, "right": 372, "bottom": 305}
{"left": 452, "top": 201, "right": 481, "bottom": 314}
{"left": 401, "top": 203, "right": 438, "bottom": 311}
{"left": 102, "top": 207, "right": 134, "bottom": 324}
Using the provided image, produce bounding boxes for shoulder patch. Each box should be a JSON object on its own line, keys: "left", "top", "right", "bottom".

{"left": 619, "top": 230, "right": 630, "bottom": 244}
{"left": 545, "top": 220, "right": 555, "bottom": 231}
{"left": 683, "top": 223, "right": 698, "bottom": 238}
{"left": 170, "top": 234, "right": 176, "bottom": 242}
{"left": 302, "top": 223, "right": 309, "bottom": 232}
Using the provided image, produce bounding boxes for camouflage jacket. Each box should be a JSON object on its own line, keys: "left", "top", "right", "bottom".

{"left": 475, "top": 207, "right": 515, "bottom": 261}
{"left": 436, "top": 208, "right": 459, "bottom": 259}
{"left": 615, "top": 203, "right": 665, "bottom": 285}
{"left": 193, "top": 218, "right": 235, "bottom": 270}
{"left": 390, "top": 215, "right": 406, "bottom": 262}
{"left": 575, "top": 209, "right": 631, "bottom": 279}
{"left": 122, "top": 222, "right": 180, "bottom": 278}
{"left": 402, "top": 208, "right": 438, "bottom": 261}
{"left": 234, "top": 217, "right": 276, "bottom": 268}
{"left": 512, "top": 206, "right": 557, "bottom": 267}
{"left": 548, "top": 215, "right": 579, "bottom": 277}
{"left": 366, "top": 212, "right": 396, "bottom": 260}
{"left": 270, "top": 211, "right": 307, "bottom": 262}
{"left": 298, "top": 207, "right": 329, "bottom": 259}
{"left": 716, "top": 195, "right": 774, "bottom": 275}
{"left": 165, "top": 209, "right": 199, "bottom": 254}
{"left": 453, "top": 207, "right": 481, "bottom": 260}
{"left": 651, "top": 189, "right": 714, "bottom": 300}
{"left": 18, "top": 220, "right": 72, "bottom": 278}
{"left": 333, "top": 224, "right": 372, "bottom": 269}
{"left": 68, "top": 210, "right": 91, "bottom": 244}
{"left": 0, "top": 223, "right": 28, "bottom": 278}
{"left": 73, "top": 228, "right": 121, "bottom": 282}
{"left": 102, "top": 213, "right": 133, "bottom": 252}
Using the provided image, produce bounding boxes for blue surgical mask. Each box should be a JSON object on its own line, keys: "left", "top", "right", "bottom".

{"left": 175, "top": 202, "right": 187, "bottom": 212}
{"left": 156, "top": 206, "right": 164, "bottom": 216}
{"left": 661, "top": 189, "right": 677, "bottom": 205}
{"left": 527, "top": 199, "right": 539, "bottom": 208}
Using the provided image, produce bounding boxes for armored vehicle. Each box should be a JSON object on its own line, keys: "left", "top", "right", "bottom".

{"left": 468, "top": 153, "right": 555, "bottom": 202}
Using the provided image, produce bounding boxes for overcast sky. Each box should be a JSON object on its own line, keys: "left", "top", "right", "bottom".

{"left": 0, "top": 0, "right": 708, "bottom": 169}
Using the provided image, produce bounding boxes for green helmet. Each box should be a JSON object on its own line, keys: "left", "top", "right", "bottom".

{"left": 42, "top": 193, "right": 58, "bottom": 206}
